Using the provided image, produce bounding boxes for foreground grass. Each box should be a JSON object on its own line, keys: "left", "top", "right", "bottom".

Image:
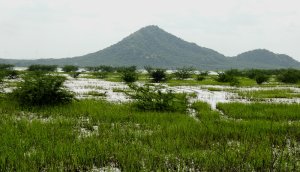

{"left": 236, "top": 89, "right": 300, "bottom": 100}
{"left": 0, "top": 99, "right": 300, "bottom": 171}
{"left": 217, "top": 102, "right": 300, "bottom": 121}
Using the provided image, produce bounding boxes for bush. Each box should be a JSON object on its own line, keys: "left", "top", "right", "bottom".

{"left": 62, "top": 65, "right": 78, "bottom": 72}
{"left": 277, "top": 69, "right": 300, "bottom": 84}
{"left": 255, "top": 74, "right": 269, "bottom": 84}
{"left": 150, "top": 69, "right": 167, "bottom": 83}
{"left": 216, "top": 73, "right": 232, "bottom": 82}
{"left": 245, "top": 69, "right": 264, "bottom": 79}
{"left": 122, "top": 71, "right": 138, "bottom": 83}
{"left": 0, "top": 68, "right": 19, "bottom": 79}
{"left": 120, "top": 66, "right": 138, "bottom": 83}
{"left": 127, "top": 84, "right": 188, "bottom": 112}
{"left": 69, "top": 72, "right": 81, "bottom": 78}
{"left": 98, "top": 65, "right": 115, "bottom": 72}
{"left": 0, "top": 64, "right": 14, "bottom": 70}
{"left": 225, "top": 69, "right": 243, "bottom": 77}
{"left": 0, "top": 72, "right": 5, "bottom": 84}
{"left": 116, "top": 66, "right": 136, "bottom": 73}
{"left": 199, "top": 71, "right": 208, "bottom": 76}
{"left": 174, "top": 67, "right": 195, "bottom": 80}
{"left": 28, "top": 64, "right": 57, "bottom": 72}
{"left": 196, "top": 75, "right": 205, "bottom": 81}
{"left": 93, "top": 71, "right": 108, "bottom": 79}
{"left": 216, "top": 73, "right": 240, "bottom": 86}
{"left": 86, "top": 65, "right": 115, "bottom": 72}
{"left": 229, "top": 77, "right": 240, "bottom": 86}
{"left": 11, "top": 72, "right": 74, "bottom": 106}
{"left": 5, "top": 70, "right": 19, "bottom": 79}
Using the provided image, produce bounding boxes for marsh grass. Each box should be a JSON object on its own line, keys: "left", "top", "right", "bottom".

{"left": 1, "top": 70, "right": 300, "bottom": 171}
{"left": 86, "top": 91, "right": 107, "bottom": 97}
{"left": 217, "top": 102, "right": 300, "bottom": 121}
{"left": 0, "top": 98, "right": 299, "bottom": 171}
{"left": 236, "top": 89, "right": 300, "bottom": 100}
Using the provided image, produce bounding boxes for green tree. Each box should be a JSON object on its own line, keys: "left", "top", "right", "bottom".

{"left": 62, "top": 65, "right": 79, "bottom": 72}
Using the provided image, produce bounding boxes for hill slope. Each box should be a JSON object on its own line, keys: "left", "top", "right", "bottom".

{"left": 0, "top": 25, "right": 299, "bottom": 69}
{"left": 64, "top": 25, "right": 228, "bottom": 69}
{"left": 229, "top": 49, "right": 300, "bottom": 69}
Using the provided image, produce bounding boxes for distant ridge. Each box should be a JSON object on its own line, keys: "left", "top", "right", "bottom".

{"left": 1, "top": 25, "right": 299, "bottom": 69}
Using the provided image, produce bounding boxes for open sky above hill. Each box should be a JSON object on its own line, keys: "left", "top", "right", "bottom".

{"left": 0, "top": 0, "right": 299, "bottom": 60}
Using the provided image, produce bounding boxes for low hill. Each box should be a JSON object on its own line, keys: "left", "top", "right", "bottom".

{"left": 1, "top": 26, "right": 299, "bottom": 69}
{"left": 228, "top": 49, "right": 300, "bottom": 69}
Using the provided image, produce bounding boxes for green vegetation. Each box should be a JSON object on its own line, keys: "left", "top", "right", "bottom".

{"left": 92, "top": 71, "right": 108, "bottom": 79}
{"left": 217, "top": 102, "right": 300, "bottom": 121}
{"left": 0, "top": 64, "right": 19, "bottom": 80}
{"left": 120, "top": 66, "right": 138, "bottom": 83}
{"left": 10, "top": 72, "right": 74, "bottom": 106}
{"left": 216, "top": 72, "right": 240, "bottom": 86}
{"left": 0, "top": 98, "right": 299, "bottom": 170}
{"left": 86, "top": 91, "right": 106, "bottom": 97}
{"left": 174, "top": 67, "right": 195, "bottom": 80}
{"left": 277, "top": 69, "right": 300, "bottom": 84}
{"left": 255, "top": 74, "right": 269, "bottom": 84}
{"left": 62, "top": 65, "right": 79, "bottom": 72}
{"left": 196, "top": 71, "right": 208, "bottom": 81}
{"left": 149, "top": 68, "right": 167, "bottom": 83}
{"left": 69, "top": 72, "right": 81, "bottom": 78}
{"left": 1, "top": 67, "right": 300, "bottom": 170}
{"left": 27, "top": 64, "right": 57, "bottom": 72}
{"left": 0, "top": 64, "right": 14, "bottom": 70}
{"left": 127, "top": 84, "right": 188, "bottom": 112}
{"left": 236, "top": 89, "right": 300, "bottom": 100}
{"left": 85, "top": 65, "right": 115, "bottom": 72}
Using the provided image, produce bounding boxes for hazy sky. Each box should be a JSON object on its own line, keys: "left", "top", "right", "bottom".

{"left": 0, "top": 0, "right": 300, "bottom": 60}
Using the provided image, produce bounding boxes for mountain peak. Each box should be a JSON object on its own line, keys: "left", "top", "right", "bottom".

{"left": 141, "top": 25, "right": 161, "bottom": 30}
{"left": 133, "top": 25, "right": 166, "bottom": 36}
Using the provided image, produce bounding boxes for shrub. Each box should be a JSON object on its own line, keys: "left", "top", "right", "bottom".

{"left": 255, "top": 74, "right": 269, "bottom": 84}
{"left": 62, "top": 65, "right": 78, "bottom": 72}
{"left": 116, "top": 66, "right": 136, "bottom": 73}
{"left": 122, "top": 71, "right": 138, "bottom": 83}
{"left": 174, "top": 67, "right": 195, "bottom": 80}
{"left": 245, "top": 69, "right": 264, "bottom": 79}
{"left": 11, "top": 72, "right": 74, "bottom": 106}
{"left": 196, "top": 75, "right": 205, "bottom": 81}
{"left": 216, "top": 73, "right": 239, "bottom": 86}
{"left": 199, "top": 71, "right": 208, "bottom": 76}
{"left": 0, "top": 67, "right": 19, "bottom": 80}
{"left": 0, "top": 72, "right": 5, "bottom": 84}
{"left": 86, "top": 65, "right": 115, "bottom": 73}
{"left": 277, "top": 69, "right": 300, "bottom": 84}
{"left": 229, "top": 77, "right": 240, "bottom": 86}
{"left": 28, "top": 64, "right": 57, "bottom": 72}
{"left": 225, "top": 69, "right": 243, "bottom": 77}
{"left": 127, "top": 84, "right": 188, "bottom": 112}
{"left": 0, "top": 64, "right": 14, "bottom": 70}
{"left": 93, "top": 71, "right": 108, "bottom": 79}
{"left": 99, "top": 65, "right": 115, "bottom": 72}
{"left": 150, "top": 69, "right": 167, "bottom": 83}
{"left": 216, "top": 73, "right": 232, "bottom": 82}
{"left": 4, "top": 70, "right": 19, "bottom": 79}
{"left": 69, "top": 72, "right": 81, "bottom": 78}
{"left": 119, "top": 66, "right": 138, "bottom": 83}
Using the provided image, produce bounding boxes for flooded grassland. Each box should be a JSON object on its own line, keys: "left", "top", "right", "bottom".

{"left": 0, "top": 71, "right": 300, "bottom": 171}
